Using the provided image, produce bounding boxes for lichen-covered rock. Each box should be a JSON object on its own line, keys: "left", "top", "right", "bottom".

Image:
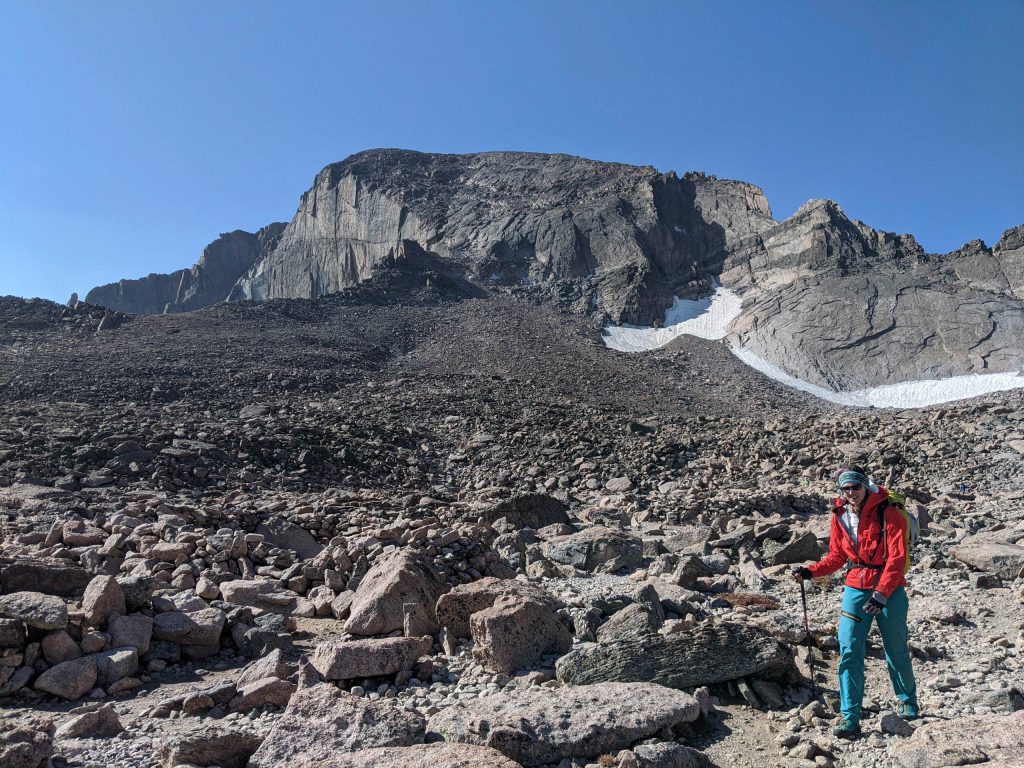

{"left": 556, "top": 620, "right": 795, "bottom": 688}
{"left": 427, "top": 682, "right": 700, "bottom": 767}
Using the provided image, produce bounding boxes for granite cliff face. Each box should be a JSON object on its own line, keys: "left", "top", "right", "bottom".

{"left": 86, "top": 225, "right": 285, "bottom": 315}
{"left": 83, "top": 149, "right": 1023, "bottom": 391}
{"left": 229, "top": 150, "right": 773, "bottom": 325}
{"left": 721, "top": 202, "right": 1024, "bottom": 388}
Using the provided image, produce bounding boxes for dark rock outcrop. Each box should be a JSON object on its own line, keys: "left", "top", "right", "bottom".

{"left": 555, "top": 620, "right": 795, "bottom": 688}
{"left": 86, "top": 225, "right": 285, "bottom": 314}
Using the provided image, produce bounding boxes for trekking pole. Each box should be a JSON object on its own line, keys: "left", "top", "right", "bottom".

{"left": 800, "top": 578, "right": 819, "bottom": 702}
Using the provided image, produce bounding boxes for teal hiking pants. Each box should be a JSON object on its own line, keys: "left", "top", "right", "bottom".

{"left": 837, "top": 586, "right": 917, "bottom": 724}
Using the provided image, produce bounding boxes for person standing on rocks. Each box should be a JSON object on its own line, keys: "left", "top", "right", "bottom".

{"left": 792, "top": 466, "right": 919, "bottom": 739}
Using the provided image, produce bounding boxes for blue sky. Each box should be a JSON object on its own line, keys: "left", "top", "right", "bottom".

{"left": 2, "top": 1, "right": 1022, "bottom": 302}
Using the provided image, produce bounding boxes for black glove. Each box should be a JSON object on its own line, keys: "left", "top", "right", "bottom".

{"left": 792, "top": 566, "right": 812, "bottom": 582}
{"left": 863, "top": 595, "right": 886, "bottom": 615}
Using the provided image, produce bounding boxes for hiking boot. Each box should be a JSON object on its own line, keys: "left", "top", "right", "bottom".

{"left": 896, "top": 702, "right": 919, "bottom": 719}
{"left": 832, "top": 716, "right": 861, "bottom": 739}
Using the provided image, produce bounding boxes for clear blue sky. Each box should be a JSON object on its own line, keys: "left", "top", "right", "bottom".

{"left": 3, "top": 1, "right": 1022, "bottom": 302}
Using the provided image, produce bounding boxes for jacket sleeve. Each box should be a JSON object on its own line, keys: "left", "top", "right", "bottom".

{"left": 875, "top": 506, "right": 909, "bottom": 598}
{"left": 808, "top": 513, "right": 848, "bottom": 578}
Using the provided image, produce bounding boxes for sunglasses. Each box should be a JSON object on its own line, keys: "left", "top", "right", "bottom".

{"left": 841, "top": 484, "right": 863, "bottom": 494}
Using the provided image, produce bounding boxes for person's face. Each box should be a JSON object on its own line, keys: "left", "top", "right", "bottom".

{"left": 841, "top": 482, "right": 867, "bottom": 508}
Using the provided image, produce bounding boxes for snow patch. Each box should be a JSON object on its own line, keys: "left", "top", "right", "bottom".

{"left": 602, "top": 286, "right": 742, "bottom": 352}
{"left": 732, "top": 347, "right": 1024, "bottom": 409}
{"left": 601, "top": 286, "right": 1024, "bottom": 409}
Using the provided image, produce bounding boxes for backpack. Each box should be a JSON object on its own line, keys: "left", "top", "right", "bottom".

{"left": 878, "top": 490, "right": 920, "bottom": 575}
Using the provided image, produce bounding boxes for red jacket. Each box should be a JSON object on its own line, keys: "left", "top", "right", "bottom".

{"left": 807, "top": 486, "right": 909, "bottom": 598}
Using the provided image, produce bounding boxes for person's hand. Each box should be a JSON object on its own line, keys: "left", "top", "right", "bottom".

{"left": 863, "top": 595, "right": 886, "bottom": 615}
{"left": 792, "top": 566, "right": 812, "bottom": 583}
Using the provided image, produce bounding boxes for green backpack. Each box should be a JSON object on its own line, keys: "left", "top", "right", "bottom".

{"left": 879, "top": 490, "right": 920, "bottom": 575}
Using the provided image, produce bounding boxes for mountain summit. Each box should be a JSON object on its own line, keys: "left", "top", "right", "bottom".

{"left": 85, "top": 149, "right": 1024, "bottom": 390}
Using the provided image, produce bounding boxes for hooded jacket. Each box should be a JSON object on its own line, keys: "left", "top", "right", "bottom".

{"left": 807, "top": 485, "right": 909, "bottom": 598}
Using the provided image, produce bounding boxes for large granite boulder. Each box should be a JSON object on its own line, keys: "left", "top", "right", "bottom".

{"left": 478, "top": 494, "right": 569, "bottom": 529}
{"left": 107, "top": 614, "right": 153, "bottom": 655}
{"left": 290, "top": 744, "right": 523, "bottom": 768}
{"left": 153, "top": 607, "right": 225, "bottom": 650}
{"left": 949, "top": 533, "right": 1024, "bottom": 581}
{"left": 427, "top": 682, "right": 700, "bottom": 767}
{"left": 310, "top": 636, "right": 432, "bottom": 681}
{"left": 470, "top": 594, "right": 572, "bottom": 674}
{"left": 219, "top": 580, "right": 299, "bottom": 615}
{"left": 435, "top": 577, "right": 560, "bottom": 638}
{"left": 0, "top": 592, "right": 68, "bottom": 630}
{"left": 0, "top": 557, "right": 90, "bottom": 597}
{"left": 158, "top": 722, "right": 265, "bottom": 768}
{"left": 55, "top": 703, "right": 123, "bottom": 739}
{"left": 541, "top": 526, "right": 644, "bottom": 573}
{"left": 556, "top": 620, "right": 796, "bottom": 688}
{"left": 890, "top": 710, "right": 1024, "bottom": 767}
{"left": 344, "top": 550, "right": 447, "bottom": 637}
{"left": 34, "top": 656, "right": 97, "bottom": 700}
{"left": 248, "top": 670, "right": 426, "bottom": 768}
{"left": 0, "top": 717, "right": 54, "bottom": 768}
{"left": 81, "top": 575, "right": 126, "bottom": 628}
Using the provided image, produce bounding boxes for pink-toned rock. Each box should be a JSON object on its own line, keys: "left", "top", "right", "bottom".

{"left": 310, "top": 636, "right": 432, "bottom": 681}
{"left": 470, "top": 594, "right": 571, "bottom": 674}
{"left": 153, "top": 607, "right": 225, "bottom": 647}
{"left": 62, "top": 520, "right": 106, "bottom": 546}
{"left": 436, "top": 577, "right": 560, "bottom": 638}
{"left": 247, "top": 670, "right": 425, "bottom": 768}
{"left": 149, "top": 541, "right": 195, "bottom": 562}
{"left": 41, "top": 630, "right": 82, "bottom": 664}
{"left": 219, "top": 580, "right": 299, "bottom": 615}
{"left": 82, "top": 575, "right": 126, "bottom": 628}
{"left": 891, "top": 710, "right": 1024, "bottom": 767}
{"left": 237, "top": 648, "right": 292, "bottom": 689}
{"left": 0, "top": 716, "right": 54, "bottom": 768}
{"left": 0, "top": 592, "right": 67, "bottom": 630}
{"left": 94, "top": 647, "right": 138, "bottom": 686}
{"left": 344, "top": 550, "right": 446, "bottom": 637}
{"left": 229, "top": 678, "right": 296, "bottom": 712}
{"left": 291, "top": 743, "right": 523, "bottom": 768}
{"left": 159, "top": 723, "right": 263, "bottom": 768}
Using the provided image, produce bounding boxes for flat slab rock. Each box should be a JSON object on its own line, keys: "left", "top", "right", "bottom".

{"left": 948, "top": 534, "right": 1024, "bottom": 581}
{"left": 288, "top": 743, "right": 523, "bottom": 768}
{"left": 248, "top": 675, "right": 426, "bottom": 768}
{"left": 426, "top": 681, "right": 700, "bottom": 767}
{"left": 159, "top": 722, "right": 264, "bottom": 768}
{"left": 890, "top": 710, "right": 1024, "bottom": 767}
{"left": 555, "top": 620, "right": 795, "bottom": 688}
{"left": 310, "top": 635, "right": 432, "bottom": 680}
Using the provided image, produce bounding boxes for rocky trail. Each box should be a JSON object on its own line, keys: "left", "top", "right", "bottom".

{"left": 1, "top": 291, "right": 1023, "bottom": 768}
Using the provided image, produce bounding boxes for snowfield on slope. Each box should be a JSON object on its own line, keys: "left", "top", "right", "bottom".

{"left": 603, "top": 287, "right": 1024, "bottom": 409}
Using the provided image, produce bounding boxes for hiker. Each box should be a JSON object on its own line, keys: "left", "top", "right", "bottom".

{"left": 792, "top": 466, "right": 919, "bottom": 738}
